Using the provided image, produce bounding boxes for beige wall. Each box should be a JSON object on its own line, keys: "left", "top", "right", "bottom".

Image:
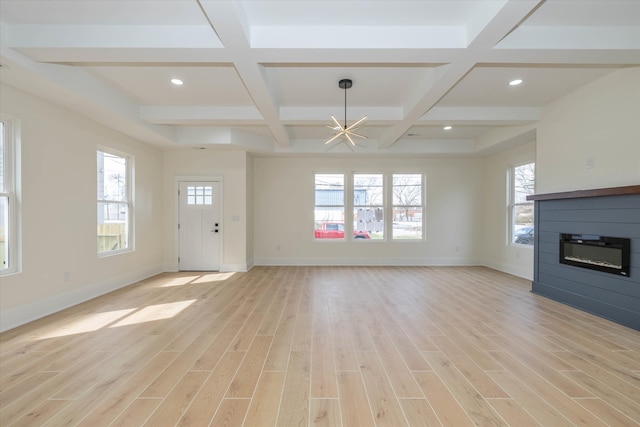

{"left": 0, "top": 84, "right": 164, "bottom": 331}
{"left": 162, "top": 149, "right": 249, "bottom": 272}
{"left": 536, "top": 67, "right": 640, "bottom": 193}
{"left": 253, "top": 156, "right": 484, "bottom": 265}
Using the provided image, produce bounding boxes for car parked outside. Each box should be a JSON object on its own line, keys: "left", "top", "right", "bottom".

{"left": 514, "top": 226, "right": 534, "bottom": 245}
{"left": 315, "top": 222, "right": 371, "bottom": 239}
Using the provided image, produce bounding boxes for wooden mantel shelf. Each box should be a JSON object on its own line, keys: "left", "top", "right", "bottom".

{"left": 527, "top": 184, "right": 640, "bottom": 201}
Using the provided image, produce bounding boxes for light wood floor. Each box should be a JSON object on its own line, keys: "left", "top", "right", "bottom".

{"left": 1, "top": 266, "right": 639, "bottom": 426}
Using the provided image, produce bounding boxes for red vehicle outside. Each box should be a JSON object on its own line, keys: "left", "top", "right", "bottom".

{"left": 314, "top": 222, "right": 370, "bottom": 239}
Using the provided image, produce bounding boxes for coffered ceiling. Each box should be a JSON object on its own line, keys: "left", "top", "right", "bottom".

{"left": 1, "top": 0, "right": 638, "bottom": 155}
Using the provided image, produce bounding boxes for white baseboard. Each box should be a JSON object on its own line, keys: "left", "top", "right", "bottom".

{"left": 0, "top": 264, "right": 163, "bottom": 333}
{"left": 483, "top": 258, "right": 533, "bottom": 280}
{"left": 221, "top": 263, "right": 249, "bottom": 272}
{"left": 253, "top": 256, "right": 482, "bottom": 267}
{"left": 163, "top": 264, "right": 248, "bottom": 273}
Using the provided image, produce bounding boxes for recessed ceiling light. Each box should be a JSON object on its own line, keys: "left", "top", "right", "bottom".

{"left": 443, "top": 126, "right": 452, "bottom": 131}
{"left": 170, "top": 78, "right": 184, "bottom": 86}
{"left": 509, "top": 79, "right": 523, "bottom": 86}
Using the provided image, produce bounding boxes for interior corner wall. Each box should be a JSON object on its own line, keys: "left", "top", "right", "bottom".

{"left": 0, "top": 83, "right": 165, "bottom": 332}
{"left": 253, "top": 156, "right": 485, "bottom": 266}
{"left": 536, "top": 67, "right": 640, "bottom": 194}
{"left": 162, "top": 149, "right": 248, "bottom": 272}
{"left": 246, "top": 153, "right": 255, "bottom": 269}
{"left": 482, "top": 141, "right": 536, "bottom": 279}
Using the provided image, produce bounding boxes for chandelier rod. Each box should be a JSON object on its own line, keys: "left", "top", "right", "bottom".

{"left": 344, "top": 82, "right": 348, "bottom": 128}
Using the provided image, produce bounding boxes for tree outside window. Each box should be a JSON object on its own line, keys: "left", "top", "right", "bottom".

{"left": 392, "top": 174, "right": 423, "bottom": 239}
{"left": 511, "top": 162, "right": 535, "bottom": 245}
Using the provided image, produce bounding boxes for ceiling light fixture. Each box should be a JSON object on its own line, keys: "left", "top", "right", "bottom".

{"left": 170, "top": 78, "right": 184, "bottom": 86}
{"left": 443, "top": 126, "right": 452, "bottom": 130}
{"left": 326, "top": 79, "right": 367, "bottom": 147}
{"left": 509, "top": 79, "right": 523, "bottom": 86}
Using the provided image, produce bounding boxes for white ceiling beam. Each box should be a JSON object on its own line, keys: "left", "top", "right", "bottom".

{"left": 481, "top": 48, "right": 640, "bottom": 65}
{"left": 176, "top": 127, "right": 232, "bottom": 145}
{"left": 252, "top": 49, "right": 464, "bottom": 64}
{"left": 474, "top": 125, "right": 537, "bottom": 155}
{"left": 15, "top": 44, "right": 639, "bottom": 68}
{"left": 3, "top": 48, "right": 236, "bottom": 64}
{"left": 1, "top": 44, "right": 177, "bottom": 146}
{"left": 377, "top": 60, "right": 477, "bottom": 148}
{"left": 175, "top": 127, "right": 274, "bottom": 151}
{"left": 378, "top": 0, "right": 544, "bottom": 148}
{"left": 199, "top": 0, "right": 290, "bottom": 148}
{"left": 250, "top": 25, "right": 467, "bottom": 49}
{"left": 233, "top": 60, "right": 291, "bottom": 147}
{"left": 5, "top": 24, "right": 223, "bottom": 49}
{"left": 421, "top": 106, "right": 541, "bottom": 122}
{"left": 466, "top": 0, "right": 545, "bottom": 49}
{"left": 497, "top": 26, "right": 640, "bottom": 49}
{"left": 140, "top": 106, "right": 263, "bottom": 125}
{"left": 198, "top": 0, "right": 250, "bottom": 49}
{"left": 279, "top": 106, "right": 403, "bottom": 123}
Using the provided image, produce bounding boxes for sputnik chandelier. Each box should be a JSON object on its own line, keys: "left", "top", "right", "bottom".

{"left": 326, "top": 79, "right": 367, "bottom": 147}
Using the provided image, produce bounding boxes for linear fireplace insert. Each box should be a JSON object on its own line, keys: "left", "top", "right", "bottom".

{"left": 559, "top": 233, "right": 630, "bottom": 277}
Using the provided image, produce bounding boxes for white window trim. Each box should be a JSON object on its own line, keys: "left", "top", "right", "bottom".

{"left": 97, "top": 147, "right": 134, "bottom": 257}
{"left": 313, "top": 172, "right": 347, "bottom": 241}
{"left": 391, "top": 172, "right": 425, "bottom": 241}
{"left": 313, "top": 171, "right": 426, "bottom": 242}
{"left": 353, "top": 172, "right": 385, "bottom": 241}
{"left": 0, "top": 116, "right": 21, "bottom": 276}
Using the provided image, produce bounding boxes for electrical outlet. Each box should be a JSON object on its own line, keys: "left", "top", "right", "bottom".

{"left": 586, "top": 157, "right": 595, "bottom": 169}
{"left": 64, "top": 271, "right": 71, "bottom": 282}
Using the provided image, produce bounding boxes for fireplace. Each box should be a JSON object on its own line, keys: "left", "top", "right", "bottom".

{"left": 559, "top": 233, "right": 631, "bottom": 277}
{"left": 529, "top": 185, "right": 639, "bottom": 330}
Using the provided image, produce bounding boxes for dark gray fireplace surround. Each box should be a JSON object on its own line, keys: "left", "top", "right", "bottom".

{"left": 528, "top": 185, "right": 640, "bottom": 331}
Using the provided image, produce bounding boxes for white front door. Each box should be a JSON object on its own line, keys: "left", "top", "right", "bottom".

{"left": 179, "top": 181, "right": 221, "bottom": 271}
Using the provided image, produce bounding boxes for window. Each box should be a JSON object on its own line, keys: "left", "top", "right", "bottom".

{"left": 510, "top": 162, "right": 535, "bottom": 245}
{"left": 0, "top": 117, "right": 19, "bottom": 274}
{"left": 314, "top": 172, "right": 425, "bottom": 241}
{"left": 186, "top": 185, "right": 213, "bottom": 205}
{"left": 354, "top": 174, "right": 383, "bottom": 239}
{"left": 97, "top": 149, "right": 132, "bottom": 254}
{"left": 392, "top": 174, "right": 423, "bottom": 239}
{"left": 314, "top": 173, "right": 345, "bottom": 240}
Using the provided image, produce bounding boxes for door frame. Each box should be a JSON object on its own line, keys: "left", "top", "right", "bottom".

{"left": 174, "top": 175, "right": 224, "bottom": 271}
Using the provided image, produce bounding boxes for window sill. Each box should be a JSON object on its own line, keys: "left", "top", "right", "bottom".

{"left": 98, "top": 248, "right": 134, "bottom": 258}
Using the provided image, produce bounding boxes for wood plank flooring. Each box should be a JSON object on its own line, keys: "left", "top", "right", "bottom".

{"left": 1, "top": 266, "right": 639, "bottom": 426}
